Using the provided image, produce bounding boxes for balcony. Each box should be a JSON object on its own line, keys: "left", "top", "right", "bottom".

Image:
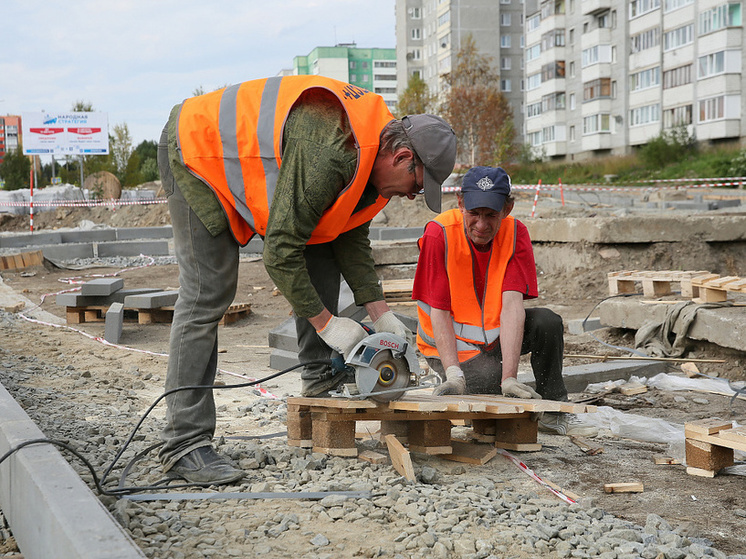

{"left": 582, "top": 0, "right": 612, "bottom": 16}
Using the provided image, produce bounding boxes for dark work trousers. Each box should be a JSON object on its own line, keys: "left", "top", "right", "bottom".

{"left": 157, "top": 127, "right": 240, "bottom": 470}
{"left": 294, "top": 243, "right": 353, "bottom": 396}
{"left": 426, "top": 307, "right": 568, "bottom": 401}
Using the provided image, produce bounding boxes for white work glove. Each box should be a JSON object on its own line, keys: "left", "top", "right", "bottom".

{"left": 501, "top": 377, "right": 542, "bottom": 399}
{"left": 433, "top": 365, "right": 467, "bottom": 396}
{"left": 373, "top": 311, "right": 414, "bottom": 345}
{"left": 316, "top": 316, "right": 369, "bottom": 358}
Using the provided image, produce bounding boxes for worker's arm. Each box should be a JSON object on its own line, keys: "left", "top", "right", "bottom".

{"left": 431, "top": 307, "right": 459, "bottom": 370}
{"left": 498, "top": 290, "right": 525, "bottom": 382}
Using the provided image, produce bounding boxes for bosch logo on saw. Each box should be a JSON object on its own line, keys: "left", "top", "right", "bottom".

{"left": 378, "top": 339, "right": 402, "bottom": 350}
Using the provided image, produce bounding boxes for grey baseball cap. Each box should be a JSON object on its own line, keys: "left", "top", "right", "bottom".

{"left": 401, "top": 114, "right": 457, "bottom": 213}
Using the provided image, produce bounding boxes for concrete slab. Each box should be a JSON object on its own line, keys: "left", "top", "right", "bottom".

{"left": 80, "top": 278, "right": 124, "bottom": 296}
{"left": 566, "top": 317, "right": 603, "bottom": 335}
{"left": 269, "top": 348, "right": 301, "bottom": 371}
{"left": 0, "top": 381, "right": 146, "bottom": 559}
{"left": 116, "top": 226, "right": 173, "bottom": 240}
{"left": 97, "top": 241, "right": 170, "bottom": 257}
{"left": 268, "top": 318, "right": 299, "bottom": 353}
{"left": 123, "top": 290, "right": 179, "bottom": 309}
{"left": 56, "top": 288, "right": 163, "bottom": 308}
{"left": 526, "top": 215, "right": 746, "bottom": 243}
{"left": 105, "top": 302, "right": 124, "bottom": 344}
{"left": 0, "top": 232, "right": 62, "bottom": 248}
{"left": 371, "top": 241, "right": 419, "bottom": 266}
{"left": 60, "top": 229, "right": 117, "bottom": 243}
{"left": 377, "top": 227, "right": 424, "bottom": 241}
{"left": 598, "top": 297, "right": 746, "bottom": 352}
{"left": 518, "top": 360, "right": 669, "bottom": 393}
{"left": 41, "top": 243, "right": 95, "bottom": 261}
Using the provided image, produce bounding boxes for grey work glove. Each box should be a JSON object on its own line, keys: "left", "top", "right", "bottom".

{"left": 373, "top": 311, "right": 414, "bottom": 345}
{"left": 433, "top": 365, "right": 467, "bottom": 396}
{"left": 501, "top": 377, "right": 542, "bottom": 399}
{"left": 316, "top": 316, "right": 369, "bottom": 359}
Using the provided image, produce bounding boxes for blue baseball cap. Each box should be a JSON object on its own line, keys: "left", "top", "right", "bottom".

{"left": 461, "top": 166, "right": 512, "bottom": 212}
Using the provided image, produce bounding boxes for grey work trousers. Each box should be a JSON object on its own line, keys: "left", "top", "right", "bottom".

{"left": 157, "top": 128, "right": 240, "bottom": 470}
{"left": 426, "top": 307, "right": 568, "bottom": 401}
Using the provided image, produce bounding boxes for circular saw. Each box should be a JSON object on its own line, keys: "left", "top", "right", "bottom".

{"left": 343, "top": 332, "right": 420, "bottom": 402}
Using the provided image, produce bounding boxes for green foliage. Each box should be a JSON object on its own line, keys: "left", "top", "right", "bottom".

{"left": 638, "top": 126, "right": 697, "bottom": 169}
{"left": 396, "top": 74, "right": 435, "bottom": 117}
{"left": 727, "top": 148, "right": 746, "bottom": 177}
{"left": 0, "top": 148, "right": 31, "bottom": 190}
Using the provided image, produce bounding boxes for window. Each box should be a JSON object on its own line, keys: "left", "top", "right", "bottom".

{"left": 542, "top": 61, "right": 566, "bottom": 81}
{"left": 664, "top": 0, "right": 693, "bottom": 12}
{"left": 527, "top": 72, "right": 542, "bottom": 90}
{"left": 501, "top": 57, "right": 512, "bottom": 70}
{"left": 663, "top": 104, "right": 693, "bottom": 127}
{"left": 569, "top": 28, "right": 575, "bottom": 44}
{"left": 699, "top": 96, "right": 725, "bottom": 121}
{"left": 570, "top": 93, "right": 576, "bottom": 109}
{"left": 598, "top": 11, "right": 610, "bottom": 27}
{"left": 663, "top": 64, "right": 692, "bottom": 88}
{"left": 501, "top": 0, "right": 511, "bottom": 4}
{"left": 528, "top": 131, "right": 543, "bottom": 146}
{"left": 349, "top": 61, "right": 356, "bottom": 69}
{"left": 583, "top": 114, "right": 611, "bottom": 134}
{"left": 527, "top": 13, "right": 541, "bottom": 32}
{"left": 526, "top": 43, "right": 541, "bottom": 61}
{"left": 584, "top": 78, "right": 612, "bottom": 100}
{"left": 630, "top": 0, "right": 661, "bottom": 18}
{"left": 374, "top": 61, "right": 396, "bottom": 68}
{"left": 631, "top": 27, "right": 660, "bottom": 53}
{"left": 501, "top": 13, "right": 512, "bottom": 26}
{"left": 438, "top": 11, "right": 451, "bottom": 26}
{"left": 569, "top": 61, "right": 575, "bottom": 76}
{"left": 664, "top": 24, "right": 693, "bottom": 50}
{"left": 630, "top": 67, "right": 661, "bottom": 91}
{"left": 501, "top": 79, "right": 512, "bottom": 92}
{"left": 570, "top": 125, "right": 576, "bottom": 141}
{"left": 362, "top": 74, "right": 369, "bottom": 83}
{"left": 542, "top": 92, "right": 566, "bottom": 111}
{"left": 698, "top": 51, "right": 725, "bottom": 78}
{"left": 501, "top": 35, "right": 512, "bottom": 48}
{"left": 540, "top": 0, "right": 566, "bottom": 18}
{"left": 375, "top": 87, "right": 397, "bottom": 94}
{"left": 630, "top": 103, "right": 661, "bottom": 126}
{"left": 527, "top": 101, "right": 543, "bottom": 117}
{"left": 374, "top": 74, "right": 397, "bottom": 80}
{"left": 582, "top": 45, "right": 611, "bottom": 67}
{"left": 541, "top": 29, "right": 565, "bottom": 50}
{"left": 543, "top": 126, "right": 556, "bottom": 142}
{"left": 411, "top": 28, "right": 421, "bottom": 40}
{"left": 700, "top": 4, "right": 742, "bottom": 34}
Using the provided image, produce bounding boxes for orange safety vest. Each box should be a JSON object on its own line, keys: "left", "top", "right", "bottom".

{"left": 417, "top": 209, "right": 517, "bottom": 362}
{"left": 176, "top": 76, "right": 393, "bottom": 246}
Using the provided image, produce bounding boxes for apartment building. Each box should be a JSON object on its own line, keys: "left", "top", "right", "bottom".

{"left": 395, "top": 0, "right": 526, "bottom": 136}
{"left": 524, "top": 0, "right": 745, "bottom": 160}
{"left": 292, "top": 44, "right": 398, "bottom": 111}
{"left": 0, "top": 115, "right": 21, "bottom": 165}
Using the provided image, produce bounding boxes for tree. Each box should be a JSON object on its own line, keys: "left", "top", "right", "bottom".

{"left": 441, "top": 35, "right": 517, "bottom": 167}
{"left": 0, "top": 146, "right": 31, "bottom": 190}
{"left": 111, "top": 123, "right": 134, "bottom": 177}
{"left": 396, "top": 74, "right": 436, "bottom": 117}
{"left": 133, "top": 140, "right": 159, "bottom": 182}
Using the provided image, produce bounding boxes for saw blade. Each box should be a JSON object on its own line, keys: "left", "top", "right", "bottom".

{"left": 360, "top": 348, "right": 411, "bottom": 402}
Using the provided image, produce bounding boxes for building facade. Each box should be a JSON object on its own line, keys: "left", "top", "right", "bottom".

{"left": 395, "top": 0, "right": 526, "bottom": 138}
{"left": 292, "top": 44, "right": 398, "bottom": 111}
{"left": 524, "top": 0, "right": 745, "bottom": 160}
{"left": 0, "top": 115, "right": 22, "bottom": 165}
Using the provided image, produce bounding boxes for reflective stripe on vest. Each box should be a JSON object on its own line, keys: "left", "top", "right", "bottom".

{"left": 416, "top": 211, "right": 517, "bottom": 362}
{"left": 177, "top": 76, "right": 392, "bottom": 246}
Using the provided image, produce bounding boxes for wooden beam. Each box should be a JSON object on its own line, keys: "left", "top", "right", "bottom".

{"left": 385, "top": 434, "right": 416, "bottom": 481}
{"left": 604, "top": 482, "right": 644, "bottom": 493}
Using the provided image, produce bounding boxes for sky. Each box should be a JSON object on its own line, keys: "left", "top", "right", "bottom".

{"left": 2, "top": 0, "right": 396, "bottom": 151}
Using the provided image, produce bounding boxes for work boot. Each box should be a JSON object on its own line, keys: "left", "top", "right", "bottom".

{"left": 168, "top": 446, "right": 245, "bottom": 485}
{"left": 538, "top": 412, "right": 598, "bottom": 437}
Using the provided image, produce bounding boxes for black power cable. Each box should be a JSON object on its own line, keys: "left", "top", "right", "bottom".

{"left": 0, "top": 359, "right": 338, "bottom": 496}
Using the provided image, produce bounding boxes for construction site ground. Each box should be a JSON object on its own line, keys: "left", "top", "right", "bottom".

{"left": 0, "top": 188, "right": 745, "bottom": 556}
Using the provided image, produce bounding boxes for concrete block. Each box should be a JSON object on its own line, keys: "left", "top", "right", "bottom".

{"left": 41, "top": 243, "right": 95, "bottom": 261}
{"left": 566, "top": 317, "right": 603, "bottom": 335}
{"left": 123, "top": 290, "right": 179, "bottom": 309}
{"left": 56, "top": 288, "right": 162, "bottom": 308}
{"left": 239, "top": 237, "right": 265, "bottom": 254}
{"left": 80, "top": 278, "right": 124, "bottom": 296}
{"left": 0, "top": 382, "right": 146, "bottom": 559}
{"left": 598, "top": 298, "right": 746, "bottom": 352}
{"left": 116, "top": 226, "right": 173, "bottom": 240}
{"left": 0, "top": 232, "right": 63, "bottom": 248}
{"left": 97, "top": 240, "right": 170, "bottom": 257}
{"left": 270, "top": 348, "right": 301, "bottom": 371}
{"left": 60, "top": 230, "right": 116, "bottom": 244}
{"left": 105, "top": 302, "right": 124, "bottom": 344}
{"left": 371, "top": 241, "right": 419, "bottom": 266}
{"left": 377, "top": 227, "right": 424, "bottom": 241}
{"left": 376, "top": 263, "right": 418, "bottom": 280}
{"left": 268, "top": 318, "right": 299, "bottom": 352}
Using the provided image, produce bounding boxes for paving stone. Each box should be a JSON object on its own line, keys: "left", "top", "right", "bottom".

{"left": 123, "top": 290, "right": 179, "bottom": 309}
{"left": 105, "top": 302, "right": 124, "bottom": 344}
{"left": 80, "top": 278, "right": 124, "bottom": 296}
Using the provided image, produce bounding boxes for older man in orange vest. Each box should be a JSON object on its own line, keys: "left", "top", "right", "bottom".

{"left": 413, "top": 166, "right": 593, "bottom": 437}
{"left": 157, "top": 75, "right": 457, "bottom": 484}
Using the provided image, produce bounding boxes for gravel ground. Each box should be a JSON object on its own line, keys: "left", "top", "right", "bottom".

{"left": 0, "top": 302, "right": 743, "bottom": 559}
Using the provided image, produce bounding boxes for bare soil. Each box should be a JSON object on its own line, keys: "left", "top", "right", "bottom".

{"left": 1, "top": 192, "right": 745, "bottom": 555}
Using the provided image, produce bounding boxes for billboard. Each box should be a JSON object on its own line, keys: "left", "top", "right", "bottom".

{"left": 22, "top": 112, "right": 109, "bottom": 155}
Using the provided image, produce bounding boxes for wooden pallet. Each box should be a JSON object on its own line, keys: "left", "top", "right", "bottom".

{"left": 608, "top": 270, "right": 746, "bottom": 301}
{"left": 382, "top": 278, "right": 414, "bottom": 302}
{"left": 286, "top": 393, "right": 596, "bottom": 457}
{"left": 65, "top": 302, "right": 251, "bottom": 325}
{"left": 0, "top": 250, "right": 44, "bottom": 272}
{"left": 684, "top": 418, "right": 746, "bottom": 477}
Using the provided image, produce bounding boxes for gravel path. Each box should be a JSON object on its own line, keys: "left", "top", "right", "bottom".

{"left": 0, "top": 307, "right": 741, "bottom": 559}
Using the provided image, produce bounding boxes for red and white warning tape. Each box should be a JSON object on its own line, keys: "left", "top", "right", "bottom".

{"left": 0, "top": 198, "right": 168, "bottom": 208}
{"left": 497, "top": 448, "right": 577, "bottom": 505}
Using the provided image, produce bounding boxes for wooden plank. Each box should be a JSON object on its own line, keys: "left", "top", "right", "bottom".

{"left": 544, "top": 479, "right": 582, "bottom": 502}
{"left": 686, "top": 466, "right": 716, "bottom": 478}
{"left": 440, "top": 440, "right": 497, "bottom": 465}
{"left": 358, "top": 450, "right": 388, "bottom": 464}
{"left": 685, "top": 429, "right": 746, "bottom": 453}
{"left": 570, "top": 436, "right": 603, "bottom": 455}
{"left": 681, "top": 362, "right": 701, "bottom": 378}
{"left": 620, "top": 383, "right": 648, "bottom": 396}
{"left": 494, "top": 417, "right": 538, "bottom": 445}
{"left": 312, "top": 419, "right": 356, "bottom": 453}
{"left": 408, "top": 420, "right": 452, "bottom": 448}
{"left": 494, "top": 442, "right": 542, "bottom": 451}
{"left": 604, "top": 482, "right": 644, "bottom": 493}
{"left": 653, "top": 456, "right": 681, "bottom": 465}
{"left": 685, "top": 418, "right": 733, "bottom": 436}
{"left": 718, "top": 427, "right": 746, "bottom": 445}
{"left": 385, "top": 434, "right": 416, "bottom": 481}
{"left": 288, "top": 396, "right": 379, "bottom": 409}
